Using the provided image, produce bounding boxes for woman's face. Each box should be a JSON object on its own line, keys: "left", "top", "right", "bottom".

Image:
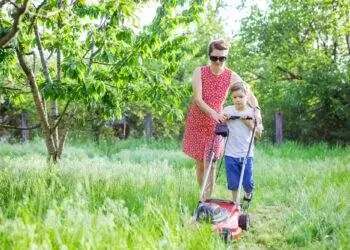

{"left": 209, "top": 49, "right": 228, "bottom": 67}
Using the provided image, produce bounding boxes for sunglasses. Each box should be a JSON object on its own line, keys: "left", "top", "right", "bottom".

{"left": 209, "top": 56, "right": 227, "bottom": 62}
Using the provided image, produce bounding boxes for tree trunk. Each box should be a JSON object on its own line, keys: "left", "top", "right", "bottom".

{"left": 34, "top": 22, "right": 60, "bottom": 151}
{"left": 346, "top": 35, "right": 350, "bottom": 55}
{"left": 58, "top": 127, "right": 68, "bottom": 159}
{"left": 53, "top": 46, "right": 62, "bottom": 148}
{"left": 347, "top": 9, "right": 350, "bottom": 55}
{"left": 145, "top": 112, "right": 153, "bottom": 139}
{"left": 332, "top": 40, "right": 338, "bottom": 63}
{"left": 16, "top": 47, "right": 57, "bottom": 161}
{"left": 0, "top": 115, "right": 4, "bottom": 141}
{"left": 20, "top": 111, "right": 29, "bottom": 143}
{"left": 275, "top": 112, "right": 283, "bottom": 144}
{"left": 53, "top": 0, "right": 64, "bottom": 150}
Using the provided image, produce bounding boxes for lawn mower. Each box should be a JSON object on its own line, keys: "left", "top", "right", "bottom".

{"left": 193, "top": 115, "right": 257, "bottom": 241}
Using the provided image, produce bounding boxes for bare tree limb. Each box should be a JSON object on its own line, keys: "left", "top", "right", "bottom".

{"left": 1, "top": 45, "right": 13, "bottom": 49}
{"left": 86, "top": 59, "right": 118, "bottom": 66}
{"left": 9, "top": 0, "right": 20, "bottom": 9}
{"left": 0, "top": 0, "right": 8, "bottom": 9}
{"left": 0, "top": 123, "right": 40, "bottom": 130}
{"left": 46, "top": 50, "right": 54, "bottom": 61}
{"left": 33, "top": 0, "right": 46, "bottom": 11}
{"left": 34, "top": 21, "right": 53, "bottom": 86}
{"left": 0, "top": 0, "right": 30, "bottom": 48}
{"left": 276, "top": 66, "right": 302, "bottom": 80}
{"left": 82, "top": 10, "right": 120, "bottom": 64}
{"left": 28, "top": 10, "right": 61, "bottom": 19}
{"left": 27, "top": 0, "right": 46, "bottom": 32}
{"left": 50, "top": 99, "right": 71, "bottom": 134}
{"left": 0, "top": 86, "right": 31, "bottom": 93}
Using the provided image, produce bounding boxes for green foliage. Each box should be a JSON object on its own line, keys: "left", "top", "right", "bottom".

{"left": 229, "top": 0, "right": 350, "bottom": 143}
{"left": 3, "top": 0, "right": 349, "bottom": 144}
{"left": 1, "top": 0, "right": 220, "bottom": 143}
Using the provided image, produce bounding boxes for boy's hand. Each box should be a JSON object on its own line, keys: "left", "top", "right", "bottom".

{"left": 240, "top": 116, "right": 254, "bottom": 130}
{"left": 240, "top": 115, "right": 253, "bottom": 120}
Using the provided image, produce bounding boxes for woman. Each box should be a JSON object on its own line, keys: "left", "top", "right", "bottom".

{"left": 182, "top": 39, "right": 261, "bottom": 200}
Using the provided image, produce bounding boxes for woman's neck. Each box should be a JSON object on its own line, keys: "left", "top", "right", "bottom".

{"left": 210, "top": 64, "right": 224, "bottom": 75}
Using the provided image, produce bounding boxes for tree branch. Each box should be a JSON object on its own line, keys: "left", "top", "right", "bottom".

{"left": 34, "top": 21, "right": 53, "bottom": 86}
{"left": 9, "top": 0, "right": 20, "bottom": 9}
{"left": 33, "top": 0, "right": 46, "bottom": 11}
{"left": 0, "top": 86, "right": 31, "bottom": 93}
{"left": 0, "top": 123, "right": 41, "bottom": 130}
{"left": 0, "top": 0, "right": 30, "bottom": 48}
{"left": 276, "top": 66, "right": 302, "bottom": 80}
{"left": 28, "top": 10, "right": 61, "bottom": 19}
{"left": 88, "top": 47, "right": 101, "bottom": 69}
{"left": 50, "top": 99, "right": 71, "bottom": 134}
{"left": 1, "top": 45, "right": 13, "bottom": 49}
{"left": 85, "top": 59, "right": 118, "bottom": 66}
{"left": 0, "top": 0, "right": 7, "bottom": 9}
{"left": 46, "top": 50, "right": 54, "bottom": 61}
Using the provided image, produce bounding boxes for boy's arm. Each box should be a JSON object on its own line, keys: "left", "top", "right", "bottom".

{"left": 255, "top": 108, "right": 263, "bottom": 139}
{"left": 241, "top": 108, "right": 264, "bottom": 138}
{"left": 255, "top": 122, "right": 263, "bottom": 139}
{"left": 241, "top": 118, "right": 263, "bottom": 138}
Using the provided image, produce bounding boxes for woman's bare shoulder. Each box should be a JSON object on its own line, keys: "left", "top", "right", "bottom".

{"left": 228, "top": 69, "right": 243, "bottom": 84}
{"left": 193, "top": 65, "right": 207, "bottom": 73}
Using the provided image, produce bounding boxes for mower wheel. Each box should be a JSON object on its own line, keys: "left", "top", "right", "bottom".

{"left": 238, "top": 214, "right": 250, "bottom": 231}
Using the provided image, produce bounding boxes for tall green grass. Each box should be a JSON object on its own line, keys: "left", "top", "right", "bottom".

{"left": 0, "top": 139, "right": 349, "bottom": 249}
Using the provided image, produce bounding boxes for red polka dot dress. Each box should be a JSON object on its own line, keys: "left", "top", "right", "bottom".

{"left": 182, "top": 65, "right": 232, "bottom": 161}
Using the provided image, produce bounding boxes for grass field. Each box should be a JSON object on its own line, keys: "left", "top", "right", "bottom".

{"left": 0, "top": 138, "right": 349, "bottom": 249}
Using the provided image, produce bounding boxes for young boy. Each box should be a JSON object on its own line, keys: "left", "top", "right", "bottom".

{"left": 222, "top": 83, "right": 263, "bottom": 202}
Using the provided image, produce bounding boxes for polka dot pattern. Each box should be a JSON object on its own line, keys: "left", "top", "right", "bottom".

{"left": 182, "top": 66, "right": 232, "bottom": 160}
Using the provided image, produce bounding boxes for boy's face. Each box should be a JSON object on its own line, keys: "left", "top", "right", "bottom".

{"left": 232, "top": 89, "right": 247, "bottom": 109}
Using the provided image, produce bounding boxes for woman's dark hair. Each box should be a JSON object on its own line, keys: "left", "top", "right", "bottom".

{"left": 208, "top": 39, "right": 229, "bottom": 55}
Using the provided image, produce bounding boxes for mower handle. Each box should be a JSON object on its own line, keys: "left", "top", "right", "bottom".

{"left": 229, "top": 115, "right": 253, "bottom": 120}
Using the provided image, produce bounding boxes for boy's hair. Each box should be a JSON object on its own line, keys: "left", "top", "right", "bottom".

{"left": 208, "top": 39, "right": 229, "bottom": 55}
{"left": 230, "top": 82, "right": 247, "bottom": 94}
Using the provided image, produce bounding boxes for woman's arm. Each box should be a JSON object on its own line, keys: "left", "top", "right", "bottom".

{"left": 192, "top": 67, "right": 224, "bottom": 122}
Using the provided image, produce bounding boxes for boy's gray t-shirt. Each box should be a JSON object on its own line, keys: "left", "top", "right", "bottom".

{"left": 222, "top": 105, "right": 256, "bottom": 158}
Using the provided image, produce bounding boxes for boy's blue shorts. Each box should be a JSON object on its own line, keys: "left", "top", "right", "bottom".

{"left": 224, "top": 156, "right": 254, "bottom": 193}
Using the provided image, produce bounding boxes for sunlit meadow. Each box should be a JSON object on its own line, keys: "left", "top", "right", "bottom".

{"left": 0, "top": 138, "right": 349, "bottom": 249}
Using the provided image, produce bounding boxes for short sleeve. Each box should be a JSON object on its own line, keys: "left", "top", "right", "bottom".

{"left": 223, "top": 105, "right": 235, "bottom": 114}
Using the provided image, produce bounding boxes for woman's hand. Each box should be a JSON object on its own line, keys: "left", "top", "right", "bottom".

{"left": 211, "top": 112, "right": 226, "bottom": 123}
{"left": 223, "top": 114, "right": 230, "bottom": 121}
